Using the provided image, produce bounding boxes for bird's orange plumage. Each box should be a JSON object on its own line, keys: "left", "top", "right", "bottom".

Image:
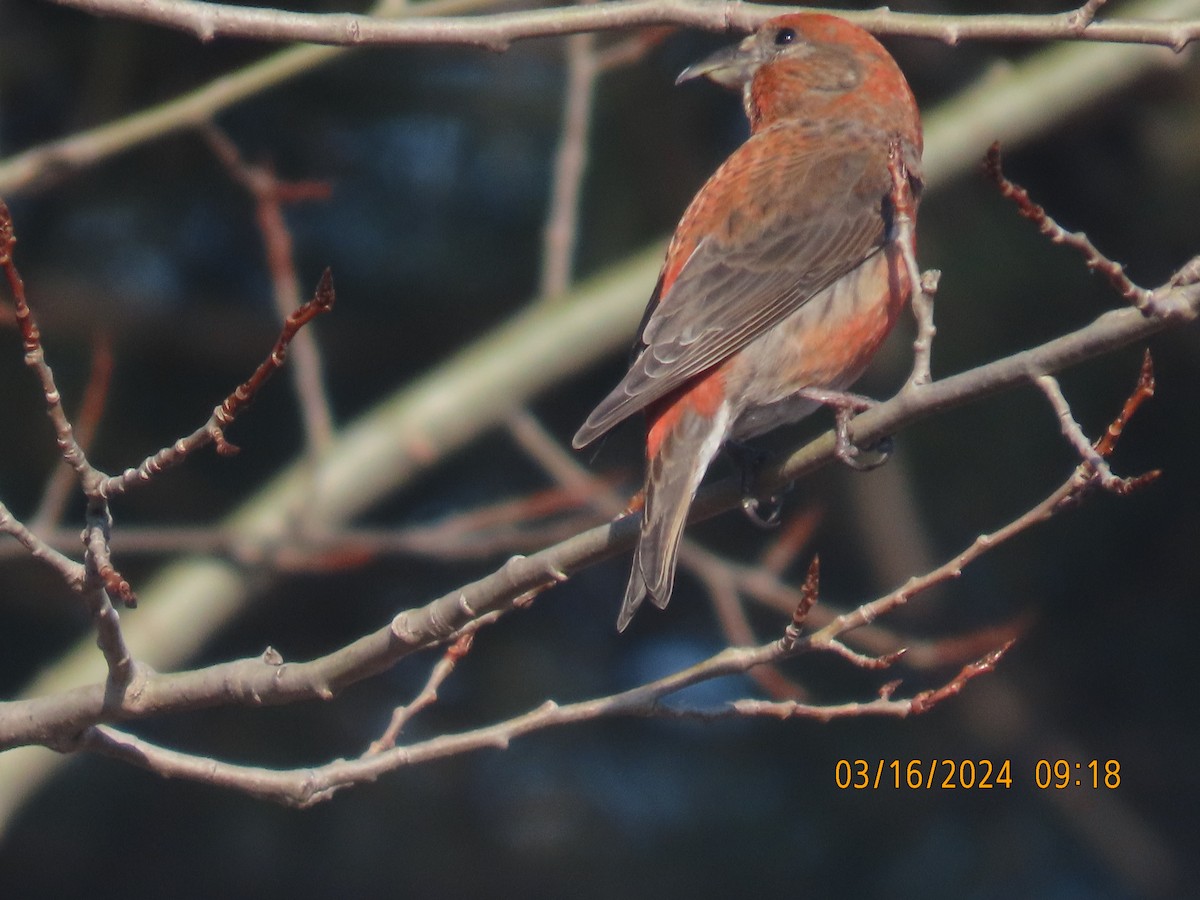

{"left": 575, "top": 13, "right": 923, "bottom": 630}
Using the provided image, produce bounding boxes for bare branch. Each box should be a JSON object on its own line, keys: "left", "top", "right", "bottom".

{"left": 5, "top": 0, "right": 1197, "bottom": 198}
{"left": 96, "top": 269, "right": 336, "bottom": 495}
{"left": 0, "top": 291, "right": 1173, "bottom": 815}
{"left": 2, "top": 229, "right": 1193, "bottom": 759}
{"left": 732, "top": 641, "right": 1012, "bottom": 721}
{"left": 63, "top": 631, "right": 1011, "bottom": 805}
{"left": 42, "top": 0, "right": 1200, "bottom": 51}
{"left": 986, "top": 142, "right": 1156, "bottom": 312}
{"left": 0, "top": 499, "right": 87, "bottom": 591}
{"left": 30, "top": 334, "right": 113, "bottom": 531}
{"left": 0, "top": 199, "right": 104, "bottom": 490}
{"left": 888, "top": 137, "right": 938, "bottom": 389}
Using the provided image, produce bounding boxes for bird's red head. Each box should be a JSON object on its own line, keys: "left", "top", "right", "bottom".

{"left": 678, "top": 13, "right": 921, "bottom": 150}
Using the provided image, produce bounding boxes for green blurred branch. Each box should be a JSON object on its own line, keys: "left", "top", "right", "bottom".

{"left": 0, "top": 0, "right": 497, "bottom": 194}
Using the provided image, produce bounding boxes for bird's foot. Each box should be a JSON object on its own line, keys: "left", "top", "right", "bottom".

{"left": 742, "top": 493, "right": 784, "bottom": 528}
{"left": 726, "top": 441, "right": 785, "bottom": 528}
{"left": 838, "top": 432, "right": 894, "bottom": 471}
{"left": 796, "top": 387, "right": 894, "bottom": 471}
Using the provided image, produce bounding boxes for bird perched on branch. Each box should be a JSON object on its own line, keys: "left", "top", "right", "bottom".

{"left": 573, "top": 13, "right": 924, "bottom": 630}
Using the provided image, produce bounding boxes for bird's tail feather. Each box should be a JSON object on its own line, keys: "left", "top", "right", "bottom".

{"left": 616, "top": 405, "right": 728, "bottom": 631}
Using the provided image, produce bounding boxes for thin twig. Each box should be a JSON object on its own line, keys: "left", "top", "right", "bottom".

{"left": 204, "top": 126, "right": 337, "bottom": 456}
{"left": 96, "top": 269, "right": 336, "bottom": 495}
{"left": 1, "top": 200, "right": 136, "bottom": 612}
{"left": 888, "top": 137, "right": 938, "bottom": 389}
{"left": 83, "top": 500, "right": 136, "bottom": 608}
{"left": 30, "top": 333, "right": 113, "bottom": 531}
{"left": 1036, "top": 374, "right": 1123, "bottom": 489}
{"left": 1095, "top": 349, "right": 1155, "bottom": 457}
{"left": 986, "top": 141, "right": 1154, "bottom": 311}
{"left": 0, "top": 200, "right": 104, "bottom": 490}
{"left": 0, "top": 499, "right": 87, "bottom": 591}
{"left": 540, "top": 28, "right": 599, "bottom": 301}
{"left": 67, "top": 633, "right": 1010, "bottom": 806}
{"left": 733, "top": 641, "right": 1012, "bottom": 721}
{"left": 807, "top": 358, "right": 1160, "bottom": 651}
{"left": 367, "top": 632, "right": 476, "bottom": 755}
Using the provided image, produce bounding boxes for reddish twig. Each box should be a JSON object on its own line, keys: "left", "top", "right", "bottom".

{"left": 782, "top": 555, "right": 821, "bottom": 647}
{"left": 205, "top": 126, "right": 336, "bottom": 455}
{"left": 986, "top": 142, "right": 1156, "bottom": 312}
{"left": 1095, "top": 348, "right": 1155, "bottom": 457}
{"left": 83, "top": 501, "right": 136, "bottom": 608}
{"left": 907, "top": 640, "right": 1014, "bottom": 714}
{"left": 1, "top": 200, "right": 139, "bottom": 612}
{"left": 732, "top": 640, "right": 1012, "bottom": 721}
{"left": 1036, "top": 374, "right": 1125, "bottom": 490}
{"left": 97, "top": 269, "right": 335, "bottom": 494}
{"left": 824, "top": 640, "right": 907, "bottom": 671}
{"left": 776, "top": 557, "right": 911, "bottom": 678}
{"left": 1, "top": 200, "right": 97, "bottom": 484}
{"left": 208, "top": 268, "right": 336, "bottom": 455}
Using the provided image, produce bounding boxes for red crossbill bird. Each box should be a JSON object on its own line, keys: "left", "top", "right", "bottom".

{"left": 574, "top": 13, "right": 923, "bottom": 630}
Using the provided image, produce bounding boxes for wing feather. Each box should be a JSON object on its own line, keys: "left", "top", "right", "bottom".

{"left": 573, "top": 122, "right": 894, "bottom": 449}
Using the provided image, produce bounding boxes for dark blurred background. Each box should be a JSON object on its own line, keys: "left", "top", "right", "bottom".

{"left": 2, "top": 1, "right": 1199, "bottom": 897}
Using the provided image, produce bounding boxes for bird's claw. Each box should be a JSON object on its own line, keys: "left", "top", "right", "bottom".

{"left": 836, "top": 430, "right": 894, "bottom": 471}
{"left": 742, "top": 494, "right": 784, "bottom": 528}
{"left": 726, "top": 441, "right": 786, "bottom": 527}
{"left": 797, "top": 387, "right": 892, "bottom": 472}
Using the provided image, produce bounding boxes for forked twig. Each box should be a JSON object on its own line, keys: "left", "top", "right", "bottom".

{"left": 986, "top": 142, "right": 1153, "bottom": 311}
{"left": 888, "top": 138, "right": 939, "bottom": 389}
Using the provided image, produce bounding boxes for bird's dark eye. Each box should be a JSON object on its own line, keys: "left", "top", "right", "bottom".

{"left": 774, "top": 27, "right": 796, "bottom": 46}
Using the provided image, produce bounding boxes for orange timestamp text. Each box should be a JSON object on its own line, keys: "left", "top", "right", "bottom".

{"left": 834, "top": 758, "right": 1121, "bottom": 790}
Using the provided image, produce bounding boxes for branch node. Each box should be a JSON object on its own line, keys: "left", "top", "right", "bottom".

{"left": 1065, "top": 0, "right": 1108, "bottom": 34}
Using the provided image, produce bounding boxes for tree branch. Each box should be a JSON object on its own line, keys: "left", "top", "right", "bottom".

{"left": 43, "top": 0, "right": 1200, "bottom": 51}
{"left": 0, "top": 247, "right": 1191, "bottom": 754}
